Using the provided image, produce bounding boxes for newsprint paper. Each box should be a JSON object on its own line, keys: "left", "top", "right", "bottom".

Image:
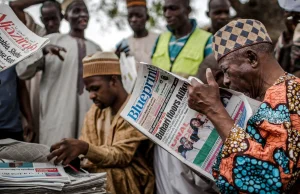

{"left": 121, "top": 64, "right": 261, "bottom": 181}
{"left": 0, "top": 4, "right": 49, "bottom": 72}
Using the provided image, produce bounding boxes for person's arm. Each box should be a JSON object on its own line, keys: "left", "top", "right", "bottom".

{"left": 84, "top": 122, "right": 146, "bottom": 168}
{"left": 16, "top": 45, "right": 66, "bottom": 80}
{"left": 9, "top": 0, "right": 48, "bottom": 24}
{"left": 17, "top": 78, "right": 34, "bottom": 142}
{"left": 188, "top": 68, "right": 234, "bottom": 141}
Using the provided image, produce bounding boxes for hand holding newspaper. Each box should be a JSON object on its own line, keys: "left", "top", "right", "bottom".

{"left": 121, "top": 64, "right": 261, "bottom": 181}
{"left": 0, "top": 4, "right": 49, "bottom": 72}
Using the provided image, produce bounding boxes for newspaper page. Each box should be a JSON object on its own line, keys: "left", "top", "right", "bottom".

{"left": 121, "top": 64, "right": 257, "bottom": 181}
{"left": 0, "top": 139, "right": 50, "bottom": 162}
{"left": 120, "top": 52, "right": 137, "bottom": 94}
{"left": 0, "top": 162, "right": 70, "bottom": 183}
{"left": 0, "top": 4, "right": 49, "bottom": 72}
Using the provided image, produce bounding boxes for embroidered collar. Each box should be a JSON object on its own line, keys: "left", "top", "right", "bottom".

{"left": 273, "top": 72, "right": 296, "bottom": 85}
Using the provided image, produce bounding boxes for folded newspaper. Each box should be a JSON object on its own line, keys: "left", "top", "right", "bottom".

{"left": 121, "top": 64, "right": 261, "bottom": 181}
{"left": 0, "top": 139, "right": 107, "bottom": 193}
{"left": 0, "top": 4, "right": 49, "bottom": 72}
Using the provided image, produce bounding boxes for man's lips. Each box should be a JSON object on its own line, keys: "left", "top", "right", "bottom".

{"left": 78, "top": 18, "right": 88, "bottom": 25}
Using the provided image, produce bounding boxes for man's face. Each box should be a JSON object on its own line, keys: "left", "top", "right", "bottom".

{"left": 66, "top": 2, "right": 89, "bottom": 31}
{"left": 182, "top": 137, "right": 193, "bottom": 149}
{"left": 41, "top": 5, "right": 62, "bottom": 34}
{"left": 163, "top": 0, "right": 190, "bottom": 30}
{"left": 84, "top": 76, "right": 116, "bottom": 109}
{"left": 192, "top": 119, "right": 201, "bottom": 128}
{"left": 208, "top": 0, "right": 230, "bottom": 32}
{"left": 127, "top": 6, "right": 148, "bottom": 33}
{"left": 219, "top": 54, "right": 257, "bottom": 98}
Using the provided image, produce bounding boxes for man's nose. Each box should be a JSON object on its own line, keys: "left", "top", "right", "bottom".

{"left": 223, "top": 75, "right": 231, "bottom": 88}
{"left": 164, "top": 9, "right": 171, "bottom": 18}
{"left": 79, "top": 10, "right": 88, "bottom": 17}
{"left": 48, "top": 20, "right": 54, "bottom": 27}
{"left": 89, "top": 92, "right": 96, "bottom": 100}
{"left": 219, "top": 12, "right": 229, "bottom": 20}
{"left": 130, "top": 16, "right": 138, "bottom": 23}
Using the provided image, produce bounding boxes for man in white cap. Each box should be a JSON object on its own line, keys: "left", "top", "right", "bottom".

{"left": 16, "top": 0, "right": 101, "bottom": 146}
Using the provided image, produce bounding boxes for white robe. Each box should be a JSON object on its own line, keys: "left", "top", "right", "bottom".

{"left": 16, "top": 33, "right": 101, "bottom": 146}
{"left": 154, "top": 146, "right": 219, "bottom": 194}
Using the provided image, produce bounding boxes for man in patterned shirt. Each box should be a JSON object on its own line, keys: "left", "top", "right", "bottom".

{"left": 188, "top": 19, "right": 300, "bottom": 193}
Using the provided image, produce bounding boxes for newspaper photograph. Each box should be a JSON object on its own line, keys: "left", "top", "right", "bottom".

{"left": 121, "top": 64, "right": 260, "bottom": 181}
{"left": 0, "top": 4, "right": 49, "bottom": 72}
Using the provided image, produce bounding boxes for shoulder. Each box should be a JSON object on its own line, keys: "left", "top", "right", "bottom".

{"left": 85, "top": 39, "right": 102, "bottom": 51}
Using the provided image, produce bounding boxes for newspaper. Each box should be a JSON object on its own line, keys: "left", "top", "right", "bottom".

{"left": 0, "top": 4, "right": 49, "bottom": 72}
{"left": 120, "top": 52, "right": 137, "bottom": 94}
{"left": 0, "top": 139, "right": 107, "bottom": 193}
{"left": 0, "top": 139, "right": 50, "bottom": 162}
{"left": 121, "top": 64, "right": 261, "bottom": 181}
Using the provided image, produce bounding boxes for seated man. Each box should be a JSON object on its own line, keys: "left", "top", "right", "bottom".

{"left": 188, "top": 19, "right": 300, "bottom": 193}
{"left": 47, "top": 52, "right": 155, "bottom": 194}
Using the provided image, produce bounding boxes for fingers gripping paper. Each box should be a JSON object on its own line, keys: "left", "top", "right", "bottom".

{"left": 121, "top": 63, "right": 260, "bottom": 180}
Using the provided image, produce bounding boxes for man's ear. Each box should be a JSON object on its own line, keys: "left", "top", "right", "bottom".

{"left": 146, "top": 13, "right": 150, "bottom": 21}
{"left": 64, "top": 13, "right": 69, "bottom": 22}
{"left": 187, "top": 6, "right": 192, "bottom": 15}
{"left": 246, "top": 50, "right": 258, "bottom": 68}
{"left": 111, "top": 75, "right": 120, "bottom": 86}
{"left": 206, "top": 11, "right": 210, "bottom": 18}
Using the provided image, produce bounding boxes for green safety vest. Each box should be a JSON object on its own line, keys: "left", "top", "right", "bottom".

{"left": 152, "top": 28, "right": 211, "bottom": 78}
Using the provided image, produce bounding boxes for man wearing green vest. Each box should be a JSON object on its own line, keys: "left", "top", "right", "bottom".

{"left": 152, "top": 0, "right": 213, "bottom": 78}
{"left": 153, "top": 0, "right": 218, "bottom": 193}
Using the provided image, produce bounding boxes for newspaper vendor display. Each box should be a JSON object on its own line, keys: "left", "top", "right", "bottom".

{"left": 121, "top": 64, "right": 259, "bottom": 180}
{"left": 0, "top": 4, "right": 49, "bottom": 72}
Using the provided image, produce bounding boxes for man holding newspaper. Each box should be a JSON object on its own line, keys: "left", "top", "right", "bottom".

{"left": 188, "top": 19, "right": 300, "bottom": 193}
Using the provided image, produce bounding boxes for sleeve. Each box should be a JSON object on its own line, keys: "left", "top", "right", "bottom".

{"left": 16, "top": 50, "right": 45, "bottom": 80}
{"left": 217, "top": 121, "right": 300, "bottom": 192}
{"left": 204, "top": 35, "right": 213, "bottom": 58}
{"left": 84, "top": 120, "right": 148, "bottom": 168}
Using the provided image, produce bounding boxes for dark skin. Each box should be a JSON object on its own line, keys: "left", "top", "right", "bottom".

{"left": 206, "top": 0, "right": 231, "bottom": 34}
{"left": 18, "top": 79, "right": 34, "bottom": 142}
{"left": 188, "top": 45, "right": 285, "bottom": 142}
{"left": 40, "top": 4, "right": 62, "bottom": 34}
{"left": 283, "top": 11, "right": 300, "bottom": 44}
{"left": 197, "top": 54, "right": 225, "bottom": 88}
{"left": 65, "top": 1, "right": 89, "bottom": 39}
{"left": 10, "top": 0, "right": 62, "bottom": 35}
{"left": 128, "top": 6, "right": 149, "bottom": 38}
{"left": 115, "top": 6, "right": 149, "bottom": 57}
{"left": 163, "top": 0, "right": 192, "bottom": 39}
{"left": 47, "top": 75, "right": 128, "bottom": 165}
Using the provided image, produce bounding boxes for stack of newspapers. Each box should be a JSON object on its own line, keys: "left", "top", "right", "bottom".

{"left": 0, "top": 161, "right": 107, "bottom": 194}
{"left": 0, "top": 139, "right": 107, "bottom": 193}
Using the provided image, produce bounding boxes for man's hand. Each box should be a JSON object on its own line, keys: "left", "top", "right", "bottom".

{"left": 188, "top": 68, "right": 223, "bottom": 116}
{"left": 23, "top": 122, "right": 34, "bottom": 142}
{"left": 115, "top": 43, "right": 130, "bottom": 58}
{"left": 43, "top": 44, "right": 66, "bottom": 61}
{"left": 188, "top": 68, "right": 234, "bottom": 141}
{"left": 47, "top": 139, "right": 89, "bottom": 165}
